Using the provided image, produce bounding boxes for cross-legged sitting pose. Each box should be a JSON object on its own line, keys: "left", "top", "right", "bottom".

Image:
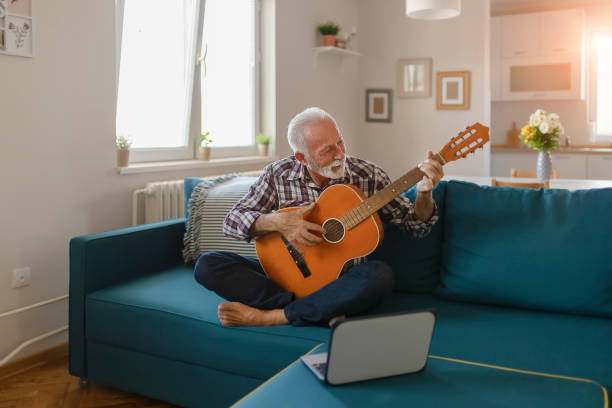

{"left": 194, "top": 107, "right": 443, "bottom": 327}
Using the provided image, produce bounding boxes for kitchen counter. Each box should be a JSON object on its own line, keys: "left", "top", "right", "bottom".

{"left": 444, "top": 175, "right": 612, "bottom": 190}
{"left": 491, "top": 145, "right": 612, "bottom": 155}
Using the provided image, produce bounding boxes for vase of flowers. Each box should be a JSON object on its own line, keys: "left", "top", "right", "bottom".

{"left": 519, "top": 109, "right": 564, "bottom": 181}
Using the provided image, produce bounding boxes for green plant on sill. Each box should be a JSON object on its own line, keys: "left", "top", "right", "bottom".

{"left": 200, "top": 131, "right": 213, "bottom": 147}
{"left": 116, "top": 134, "right": 133, "bottom": 150}
{"left": 255, "top": 133, "right": 271, "bottom": 145}
{"left": 317, "top": 21, "right": 340, "bottom": 36}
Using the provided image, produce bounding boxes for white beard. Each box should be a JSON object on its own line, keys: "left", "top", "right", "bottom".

{"left": 306, "top": 156, "right": 346, "bottom": 179}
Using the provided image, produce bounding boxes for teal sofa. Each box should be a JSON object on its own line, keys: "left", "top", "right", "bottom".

{"left": 69, "top": 180, "right": 612, "bottom": 407}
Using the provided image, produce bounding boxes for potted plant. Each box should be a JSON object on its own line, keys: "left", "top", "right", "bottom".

{"left": 255, "top": 133, "right": 271, "bottom": 156}
{"left": 519, "top": 109, "right": 564, "bottom": 181}
{"left": 198, "top": 131, "right": 213, "bottom": 161}
{"left": 116, "top": 134, "right": 132, "bottom": 167}
{"left": 317, "top": 21, "right": 341, "bottom": 47}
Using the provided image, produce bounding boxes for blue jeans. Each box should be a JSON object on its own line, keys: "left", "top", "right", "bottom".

{"left": 194, "top": 251, "right": 394, "bottom": 326}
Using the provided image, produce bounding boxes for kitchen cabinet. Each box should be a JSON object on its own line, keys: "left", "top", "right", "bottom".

{"left": 539, "top": 9, "right": 583, "bottom": 55}
{"left": 501, "top": 13, "right": 540, "bottom": 58}
{"left": 501, "top": 10, "right": 583, "bottom": 57}
{"left": 492, "top": 9, "right": 585, "bottom": 101}
{"left": 492, "top": 148, "right": 612, "bottom": 181}
{"left": 551, "top": 154, "right": 587, "bottom": 179}
{"left": 492, "top": 152, "right": 589, "bottom": 179}
{"left": 587, "top": 155, "right": 612, "bottom": 180}
{"left": 492, "top": 152, "right": 538, "bottom": 177}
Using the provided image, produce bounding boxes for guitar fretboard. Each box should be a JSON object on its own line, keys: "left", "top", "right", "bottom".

{"left": 338, "top": 154, "right": 445, "bottom": 230}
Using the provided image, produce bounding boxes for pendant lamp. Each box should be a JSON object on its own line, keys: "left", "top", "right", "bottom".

{"left": 405, "top": 0, "right": 461, "bottom": 20}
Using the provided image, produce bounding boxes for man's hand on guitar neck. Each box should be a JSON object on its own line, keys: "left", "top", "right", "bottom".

{"left": 250, "top": 203, "right": 326, "bottom": 256}
{"left": 415, "top": 150, "right": 444, "bottom": 222}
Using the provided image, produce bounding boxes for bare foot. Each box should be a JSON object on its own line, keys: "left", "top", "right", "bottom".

{"left": 329, "top": 315, "right": 346, "bottom": 327}
{"left": 218, "top": 302, "right": 289, "bottom": 327}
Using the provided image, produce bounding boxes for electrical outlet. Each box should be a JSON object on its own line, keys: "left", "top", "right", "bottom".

{"left": 12, "top": 267, "right": 31, "bottom": 289}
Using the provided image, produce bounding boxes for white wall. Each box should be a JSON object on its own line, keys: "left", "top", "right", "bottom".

{"left": 275, "top": 0, "right": 361, "bottom": 158}
{"left": 355, "top": 0, "right": 491, "bottom": 179}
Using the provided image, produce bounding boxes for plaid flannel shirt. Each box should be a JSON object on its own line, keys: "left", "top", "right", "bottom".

{"left": 223, "top": 155, "right": 438, "bottom": 263}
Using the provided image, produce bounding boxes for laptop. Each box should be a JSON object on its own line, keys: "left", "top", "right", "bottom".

{"left": 301, "top": 310, "right": 436, "bottom": 385}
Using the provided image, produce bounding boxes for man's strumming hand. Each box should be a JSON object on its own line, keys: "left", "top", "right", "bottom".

{"left": 251, "top": 203, "right": 325, "bottom": 256}
{"left": 274, "top": 203, "right": 325, "bottom": 255}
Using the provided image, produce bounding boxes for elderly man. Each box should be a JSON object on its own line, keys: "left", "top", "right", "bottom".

{"left": 194, "top": 107, "right": 443, "bottom": 327}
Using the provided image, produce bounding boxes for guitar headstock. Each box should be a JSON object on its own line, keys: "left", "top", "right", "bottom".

{"left": 438, "top": 123, "right": 490, "bottom": 164}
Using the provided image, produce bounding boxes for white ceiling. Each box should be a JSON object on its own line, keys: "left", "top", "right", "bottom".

{"left": 490, "top": 0, "right": 610, "bottom": 15}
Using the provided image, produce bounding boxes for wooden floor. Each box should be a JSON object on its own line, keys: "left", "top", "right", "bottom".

{"left": 0, "top": 350, "right": 177, "bottom": 408}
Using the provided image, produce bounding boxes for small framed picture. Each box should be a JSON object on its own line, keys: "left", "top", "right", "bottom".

{"left": 397, "top": 58, "right": 432, "bottom": 98}
{"left": 0, "top": 0, "right": 33, "bottom": 58}
{"left": 366, "top": 89, "right": 393, "bottom": 123}
{"left": 436, "top": 71, "right": 470, "bottom": 110}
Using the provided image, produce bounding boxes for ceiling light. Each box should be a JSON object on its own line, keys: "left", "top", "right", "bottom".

{"left": 405, "top": 0, "right": 461, "bottom": 20}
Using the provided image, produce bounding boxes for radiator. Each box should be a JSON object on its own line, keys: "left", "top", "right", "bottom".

{"left": 132, "top": 171, "right": 262, "bottom": 225}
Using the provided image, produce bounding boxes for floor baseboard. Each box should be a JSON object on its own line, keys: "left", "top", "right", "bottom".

{"left": 0, "top": 342, "right": 68, "bottom": 381}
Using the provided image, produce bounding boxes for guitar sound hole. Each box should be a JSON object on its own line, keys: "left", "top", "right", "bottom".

{"left": 323, "top": 218, "right": 345, "bottom": 243}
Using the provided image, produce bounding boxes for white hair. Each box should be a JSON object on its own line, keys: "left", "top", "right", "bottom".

{"left": 287, "top": 107, "right": 342, "bottom": 154}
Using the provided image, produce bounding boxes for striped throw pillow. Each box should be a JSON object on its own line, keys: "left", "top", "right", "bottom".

{"left": 183, "top": 176, "right": 259, "bottom": 264}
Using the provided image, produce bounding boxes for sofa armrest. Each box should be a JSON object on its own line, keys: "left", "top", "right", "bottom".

{"left": 69, "top": 218, "right": 186, "bottom": 378}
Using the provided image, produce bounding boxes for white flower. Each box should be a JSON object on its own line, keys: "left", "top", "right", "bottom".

{"left": 539, "top": 120, "right": 550, "bottom": 134}
{"left": 547, "top": 113, "right": 560, "bottom": 129}
{"left": 531, "top": 114, "right": 543, "bottom": 127}
{"left": 534, "top": 109, "right": 547, "bottom": 117}
{"left": 558, "top": 124, "right": 565, "bottom": 135}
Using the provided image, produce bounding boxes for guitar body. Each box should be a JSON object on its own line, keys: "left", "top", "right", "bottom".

{"left": 255, "top": 184, "right": 384, "bottom": 299}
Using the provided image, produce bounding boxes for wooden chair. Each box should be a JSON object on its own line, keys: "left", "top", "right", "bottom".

{"left": 510, "top": 168, "right": 559, "bottom": 179}
{"left": 491, "top": 178, "right": 550, "bottom": 189}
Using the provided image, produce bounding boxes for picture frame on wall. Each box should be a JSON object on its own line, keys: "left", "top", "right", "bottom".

{"left": 0, "top": 0, "right": 34, "bottom": 58}
{"left": 436, "top": 71, "right": 470, "bottom": 110}
{"left": 397, "top": 58, "right": 432, "bottom": 98}
{"left": 366, "top": 89, "right": 393, "bottom": 123}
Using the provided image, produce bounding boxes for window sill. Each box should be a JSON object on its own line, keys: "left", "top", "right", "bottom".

{"left": 118, "top": 155, "right": 277, "bottom": 175}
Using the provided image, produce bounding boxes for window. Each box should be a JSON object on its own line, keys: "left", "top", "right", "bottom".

{"left": 589, "top": 31, "right": 612, "bottom": 141}
{"left": 116, "top": 0, "right": 260, "bottom": 163}
{"left": 201, "top": 0, "right": 258, "bottom": 154}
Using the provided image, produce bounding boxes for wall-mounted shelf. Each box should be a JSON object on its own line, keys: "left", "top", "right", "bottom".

{"left": 312, "top": 46, "right": 362, "bottom": 69}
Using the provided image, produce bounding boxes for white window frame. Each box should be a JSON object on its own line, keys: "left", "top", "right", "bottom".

{"left": 588, "top": 29, "right": 612, "bottom": 143}
{"left": 115, "top": 0, "right": 261, "bottom": 163}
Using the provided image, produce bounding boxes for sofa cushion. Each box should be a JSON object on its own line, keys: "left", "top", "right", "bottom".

{"left": 85, "top": 266, "right": 612, "bottom": 392}
{"left": 183, "top": 176, "right": 259, "bottom": 263}
{"left": 86, "top": 265, "right": 329, "bottom": 381}
{"left": 371, "top": 181, "right": 446, "bottom": 293}
{"left": 436, "top": 181, "right": 612, "bottom": 318}
{"left": 371, "top": 294, "right": 612, "bottom": 391}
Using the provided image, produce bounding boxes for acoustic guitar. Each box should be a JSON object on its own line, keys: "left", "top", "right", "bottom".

{"left": 255, "top": 123, "right": 490, "bottom": 299}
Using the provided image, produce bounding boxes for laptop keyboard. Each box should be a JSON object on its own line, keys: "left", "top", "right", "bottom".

{"left": 312, "top": 362, "right": 327, "bottom": 376}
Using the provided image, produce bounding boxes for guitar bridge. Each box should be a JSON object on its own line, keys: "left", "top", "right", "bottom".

{"left": 281, "top": 236, "right": 311, "bottom": 278}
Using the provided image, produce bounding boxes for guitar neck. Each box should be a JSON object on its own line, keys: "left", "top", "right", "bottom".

{"left": 339, "top": 153, "right": 446, "bottom": 230}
